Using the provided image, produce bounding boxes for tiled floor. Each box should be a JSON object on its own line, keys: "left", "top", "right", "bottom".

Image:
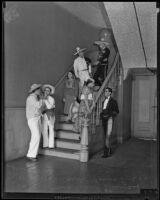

{"left": 3, "top": 138, "right": 158, "bottom": 196}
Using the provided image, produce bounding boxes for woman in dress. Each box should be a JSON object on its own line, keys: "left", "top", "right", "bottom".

{"left": 63, "top": 71, "right": 78, "bottom": 115}
{"left": 72, "top": 79, "right": 95, "bottom": 133}
{"left": 66, "top": 97, "right": 81, "bottom": 123}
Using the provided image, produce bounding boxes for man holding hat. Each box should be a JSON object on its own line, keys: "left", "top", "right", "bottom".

{"left": 41, "top": 84, "right": 56, "bottom": 149}
{"left": 73, "top": 46, "right": 94, "bottom": 97}
{"left": 26, "top": 83, "right": 45, "bottom": 161}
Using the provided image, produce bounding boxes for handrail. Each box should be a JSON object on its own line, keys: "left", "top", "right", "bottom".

{"left": 54, "top": 64, "right": 74, "bottom": 89}
{"left": 95, "top": 52, "right": 119, "bottom": 102}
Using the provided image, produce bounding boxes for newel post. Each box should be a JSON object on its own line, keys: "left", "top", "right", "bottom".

{"left": 80, "top": 119, "right": 89, "bottom": 162}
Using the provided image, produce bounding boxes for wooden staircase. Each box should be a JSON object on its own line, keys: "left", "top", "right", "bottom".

{"left": 39, "top": 115, "right": 81, "bottom": 160}
{"left": 39, "top": 52, "right": 121, "bottom": 162}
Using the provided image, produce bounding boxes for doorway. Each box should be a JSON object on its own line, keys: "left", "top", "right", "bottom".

{"left": 131, "top": 70, "right": 157, "bottom": 140}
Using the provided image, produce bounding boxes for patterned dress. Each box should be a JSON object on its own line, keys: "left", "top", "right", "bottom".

{"left": 72, "top": 91, "right": 94, "bottom": 133}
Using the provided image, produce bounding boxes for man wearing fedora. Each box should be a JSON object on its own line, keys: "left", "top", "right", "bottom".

{"left": 26, "top": 83, "right": 45, "bottom": 161}
{"left": 73, "top": 46, "right": 94, "bottom": 97}
{"left": 93, "top": 40, "right": 110, "bottom": 86}
{"left": 100, "top": 87, "right": 119, "bottom": 158}
{"left": 41, "top": 84, "right": 56, "bottom": 149}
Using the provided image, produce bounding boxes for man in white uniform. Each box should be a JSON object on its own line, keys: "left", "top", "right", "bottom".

{"left": 41, "top": 84, "right": 55, "bottom": 148}
{"left": 73, "top": 47, "right": 94, "bottom": 96}
{"left": 26, "top": 83, "right": 44, "bottom": 161}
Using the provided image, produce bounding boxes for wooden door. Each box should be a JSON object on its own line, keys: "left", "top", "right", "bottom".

{"left": 131, "top": 74, "right": 157, "bottom": 139}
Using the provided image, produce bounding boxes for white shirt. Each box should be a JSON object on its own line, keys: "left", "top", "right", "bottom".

{"left": 26, "top": 94, "right": 43, "bottom": 120}
{"left": 103, "top": 96, "right": 110, "bottom": 109}
{"left": 44, "top": 95, "right": 55, "bottom": 109}
{"left": 74, "top": 57, "right": 88, "bottom": 78}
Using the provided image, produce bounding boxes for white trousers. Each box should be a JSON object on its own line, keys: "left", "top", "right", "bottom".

{"left": 106, "top": 117, "right": 113, "bottom": 137}
{"left": 27, "top": 117, "right": 41, "bottom": 158}
{"left": 79, "top": 71, "right": 90, "bottom": 88}
{"left": 41, "top": 114, "right": 55, "bottom": 148}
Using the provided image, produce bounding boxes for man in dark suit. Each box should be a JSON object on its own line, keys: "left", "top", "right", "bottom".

{"left": 100, "top": 87, "right": 119, "bottom": 158}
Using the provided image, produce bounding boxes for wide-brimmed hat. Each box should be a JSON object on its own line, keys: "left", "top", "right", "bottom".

{"left": 29, "top": 84, "right": 42, "bottom": 93}
{"left": 42, "top": 84, "right": 55, "bottom": 95}
{"left": 74, "top": 47, "right": 86, "bottom": 55}
{"left": 93, "top": 40, "right": 110, "bottom": 47}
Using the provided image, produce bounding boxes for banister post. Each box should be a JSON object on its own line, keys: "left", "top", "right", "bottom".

{"left": 80, "top": 118, "right": 89, "bottom": 162}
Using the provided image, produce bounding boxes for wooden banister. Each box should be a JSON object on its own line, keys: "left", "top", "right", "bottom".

{"left": 95, "top": 52, "right": 119, "bottom": 102}
{"left": 55, "top": 64, "right": 74, "bottom": 88}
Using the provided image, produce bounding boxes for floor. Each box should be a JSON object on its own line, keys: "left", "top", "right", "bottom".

{"left": 3, "top": 138, "right": 158, "bottom": 198}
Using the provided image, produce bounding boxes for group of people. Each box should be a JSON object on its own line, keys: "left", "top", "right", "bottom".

{"left": 62, "top": 43, "right": 119, "bottom": 158}
{"left": 26, "top": 83, "right": 56, "bottom": 161}
{"left": 63, "top": 40, "right": 111, "bottom": 121}
{"left": 26, "top": 41, "right": 119, "bottom": 162}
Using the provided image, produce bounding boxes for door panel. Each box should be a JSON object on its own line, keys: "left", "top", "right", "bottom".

{"left": 132, "top": 75, "right": 157, "bottom": 139}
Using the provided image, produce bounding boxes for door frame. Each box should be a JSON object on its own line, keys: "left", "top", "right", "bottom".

{"left": 131, "top": 68, "right": 157, "bottom": 139}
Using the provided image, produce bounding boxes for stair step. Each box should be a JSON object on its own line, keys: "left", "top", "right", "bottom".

{"left": 55, "top": 138, "right": 81, "bottom": 150}
{"left": 56, "top": 130, "right": 80, "bottom": 140}
{"left": 58, "top": 115, "right": 69, "bottom": 122}
{"left": 55, "top": 122, "right": 74, "bottom": 131}
{"left": 39, "top": 147, "right": 80, "bottom": 160}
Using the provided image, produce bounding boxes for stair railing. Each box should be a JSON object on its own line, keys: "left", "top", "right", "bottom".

{"left": 55, "top": 64, "right": 74, "bottom": 89}
{"left": 90, "top": 52, "right": 120, "bottom": 132}
{"left": 80, "top": 52, "right": 121, "bottom": 162}
{"left": 53, "top": 53, "right": 121, "bottom": 162}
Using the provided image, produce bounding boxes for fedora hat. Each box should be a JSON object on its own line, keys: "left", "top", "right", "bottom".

{"left": 29, "top": 84, "right": 42, "bottom": 93}
{"left": 74, "top": 47, "right": 86, "bottom": 55}
{"left": 42, "top": 84, "right": 55, "bottom": 95}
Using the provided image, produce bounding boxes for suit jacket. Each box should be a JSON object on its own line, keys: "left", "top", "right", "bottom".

{"left": 101, "top": 97, "right": 119, "bottom": 119}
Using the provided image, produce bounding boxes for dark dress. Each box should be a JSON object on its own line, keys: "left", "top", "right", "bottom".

{"left": 94, "top": 47, "right": 110, "bottom": 85}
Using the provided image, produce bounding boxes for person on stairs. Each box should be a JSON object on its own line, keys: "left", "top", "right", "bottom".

{"left": 93, "top": 40, "right": 110, "bottom": 86}
{"left": 73, "top": 46, "right": 94, "bottom": 98}
{"left": 41, "top": 84, "right": 56, "bottom": 149}
{"left": 100, "top": 87, "right": 119, "bottom": 158}
{"left": 66, "top": 97, "right": 81, "bottom": 123}
{"left": 73, "top": 79, "right": 95, "bottom": 134}
{"left": 26, "top": 83, "right": 45, "bottom": 161}
{"left": 63, "top": 71, "right": 78, "bottom": 115}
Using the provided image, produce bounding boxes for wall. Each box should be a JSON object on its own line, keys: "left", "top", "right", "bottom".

{"left": 89, "top": 120, "right": 118, "bottom": 158}
{"left": 122, "top": 74, "right": 132, "bottom": 140}
{"left": 4, "top": 2, "right": 100, "bottom": 161}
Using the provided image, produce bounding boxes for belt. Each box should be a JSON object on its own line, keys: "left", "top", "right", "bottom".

{"left": 81, "top": 69, "right": 88, "bottom": 71}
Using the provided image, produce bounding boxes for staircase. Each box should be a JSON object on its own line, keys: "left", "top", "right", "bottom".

{"left": 39, "top": 115, "right": 81, "bottom": 160}
{"left": 39, "top": 52, "right": 121, "bottom": 161}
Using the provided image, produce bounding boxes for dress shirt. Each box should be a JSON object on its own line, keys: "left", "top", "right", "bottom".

{"left": 103, "top": 96, "right": 110, "bottom": 109}
{"left": 44, "top": 96, "right": 55, "bottom": 109}
{"left": 26, "top": 94, "right": 43, "bottom": 120}
{"left": 74, "top": 57, "right": 88, "bottom": 78}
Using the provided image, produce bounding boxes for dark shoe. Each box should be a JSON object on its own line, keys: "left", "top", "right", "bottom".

{"left": 101, "top": 154, "right": 108, "bottom": 158}
{"left": 26, "top": 157, "right": 37, "bottom": 162}
{"left": 101, "top": 147, "right": 108, "bottom": 158}
{"left": 108, "top": 148, "right": 112, "bottom": 157}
